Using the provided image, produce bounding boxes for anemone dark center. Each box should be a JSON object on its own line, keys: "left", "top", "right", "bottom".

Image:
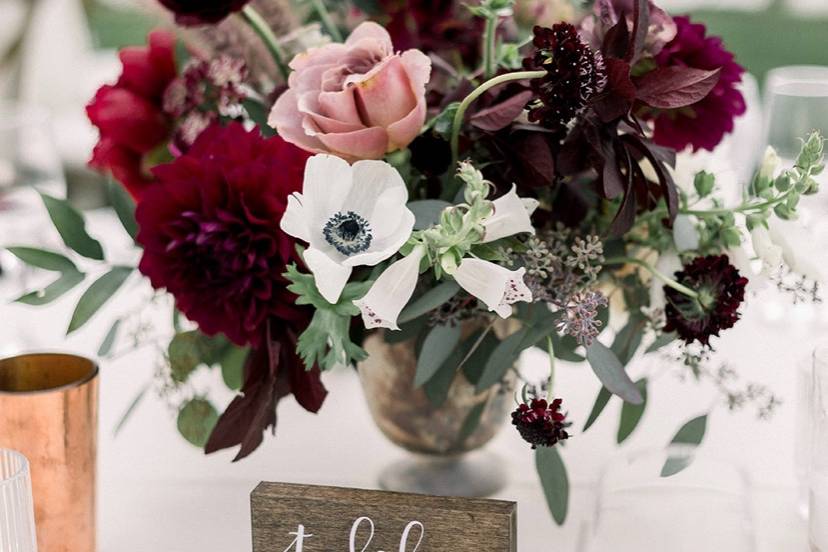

{"left": 323, "top": 211, "right": 372, "bottom": 256}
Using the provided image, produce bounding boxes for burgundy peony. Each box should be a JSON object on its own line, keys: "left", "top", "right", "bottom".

{"left": 86, "top": 30, "right": 177, "bottom": 200}
{"left": 512, "top": 398, "right": 570, "bottom": 449}
{"left": 647, "top": 16, "right": 746, "bottom": 152}
{"left": 136, "top": 122, "right": 311, "bottom": 347}
{"left": 663, "top": 255, "right": 748, "bottom": 346}
{"left": 157, "top": 0, "right": 250, "bottom": 26}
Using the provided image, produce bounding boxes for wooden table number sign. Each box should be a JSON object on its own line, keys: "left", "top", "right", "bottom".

{"left": 251, "top": 482, "right": 517, "bottom": 551}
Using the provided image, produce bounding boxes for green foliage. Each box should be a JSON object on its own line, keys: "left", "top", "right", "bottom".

{"left": 415, "top": 324, "right": 462, "bottom": 387}
{"left": 168, "top": 330, "right": 248, "bottom": 387}
{"left": 586, "top": 341, "right": 643, "bottom": 404}
{"left": 583, "top": 386, "right": 612, "bottom": 432}
{"left": 536, "top": 446, "right": 569, "bottom": 525}
{"left": 6, "top": 246, "right": 77, "bottom": 272}
{"left": 242, "top": 98, "right": 277, "bottom": 138}
{"left": 398, "top": 281, "right": 460, "bottom": 324}
{"left": 67, "top": 266, "right": 133, "bottom": 333}
{"left": 611, "top": 313, "right": 647, "bottom": 366}
{"left": 457, "top": 401, "right": 487, "bottom": 446}
{"left": 693, "top": 171, "right": 715, "bottom": 198}
{"left": 408, "top": 200, "right": 453, "bottom": 230}
{"left": 645, "top": 332, "right": 676, "bottom": 354}
{"left": 661, "top": 414, "right": 708, "bottom": 477}
{"left": 14, "top": 270, "right": 85, "bottom": 306}
{"left": 177, "top": 398, "right": 219, "bottom": 448}
{"left": 617, "top": 379, "right": 648, "bottom": 444}
{"left": 427, "top": 102, "right": 460, "bottom": 138}
{"left": 98, "top": 319, "right": 121, "bottom": 357}
{"left": 107, "top": 180, "right": 138, "bottom": 240}
{"left": 40, "top": 193, "right": 104, "bottom": 260}
{"left": 285, "top": 264, "right": 371, "bottom": 370}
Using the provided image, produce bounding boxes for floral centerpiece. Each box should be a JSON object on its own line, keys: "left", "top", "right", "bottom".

{"left": 6, "top": 0, "right": 826, "bottom": 524}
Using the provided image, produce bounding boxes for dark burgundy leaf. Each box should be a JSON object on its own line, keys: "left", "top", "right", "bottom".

{"left": 583, "top": 123, "right": 625, "bottom": 199}
{"left": 628, "top": 0, "right": 650, "bottom": 62}
{"left": 510, "top": 132, "right": 556, "bottom": 187}
{"left": 471, "top": 90, "right": 533, "bottom": 131}
{"left": 602, "top": 16, "right": 630, "bottom": 59}
{"left": 289, "top": 362, "right": 327, "bottom": 412}
{"left": 636, "top": 67, "right": 721, "bottom": 109}
{"left": 591, "top": 59, "right": 635, "bottom": 122}
{"left": 609, "top": 150, "right": 638, "bottom": 236}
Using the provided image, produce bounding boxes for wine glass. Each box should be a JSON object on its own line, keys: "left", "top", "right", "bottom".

{"left": 0, "top": 102, "right": 65, "bottom": 290}
{"left": 584, "top": 448, "right": 755, "bottom": 552}
{"left": 0, "top": 449, "right": 38, "bottom": 552}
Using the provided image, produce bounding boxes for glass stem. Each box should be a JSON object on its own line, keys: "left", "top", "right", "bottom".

{"left": 241, "top": 6, "right": 290, "bottom": 81}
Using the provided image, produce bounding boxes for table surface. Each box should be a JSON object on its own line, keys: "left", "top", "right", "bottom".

{"left": 1, "top": 203, "right": 824, "bottom": 552}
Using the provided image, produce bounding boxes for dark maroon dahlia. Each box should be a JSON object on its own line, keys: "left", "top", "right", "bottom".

{"left": 646, "top": 16, "right": 746, "bottom": 152}
{"left": 136, "top": 122, "right": 312, "bottom": 347}
{"left": 157, "top": 0, "right": 250, "bottom": 26}
{"left": 663, "top": 255, "right": 748, "bottom": 346}
{"left": 512, "top": 398, "right": 570, "bottom": 449}
{"left": 524, "top": 24, "right": 606, "bottom": 141}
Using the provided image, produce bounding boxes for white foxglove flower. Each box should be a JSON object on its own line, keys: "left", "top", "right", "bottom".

{"left": 481, "top": 185, "right": 538, "bottom": 243}
{"left": 354, "top": 245, "right": 426, "bottom": 330}
{"left": 749, "top": 226, "right": 784, "bottom": 276}
{"left": 453, "top": 258, "right": 532, "bottom": 318}
{"left": 672, "top": 214, "right": 699, "bottom": 252}
{"left": 759, "top": 146, "right": 781, "bottom": 181}
{"left": 768, "top": 219, "right": 826, "bottom": 283}
{"left": 281, "top": 154, "right": 416, "bottom": 303}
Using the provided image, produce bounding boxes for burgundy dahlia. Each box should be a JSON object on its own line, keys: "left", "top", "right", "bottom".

{"left": 136, "top": 122, "right": 312, "bottom": 347}
{"left": 157, "top": 0, "right": 250, "bottom": 26}
{"left": 524, "top": 24, "right": 606, "bottom": 141}
{"left": 647, "top": 16, "right": 746, "bottom": 152}
{"left": 663, "top": 255, "right": 748, "bottom": 346}
{"left": 512, "top": 398, "right": 570, "bottom": 449}
{"left": 86, "top": 30, "right": 177, "bottom": 199}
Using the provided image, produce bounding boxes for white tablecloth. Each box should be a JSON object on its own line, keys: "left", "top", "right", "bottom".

{"left": 0, "top": 207, "right": 820, "bottom": 551}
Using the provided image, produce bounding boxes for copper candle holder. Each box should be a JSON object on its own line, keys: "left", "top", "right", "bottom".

{"left": 0, "top": 353, "right": 98, "bottom": 552}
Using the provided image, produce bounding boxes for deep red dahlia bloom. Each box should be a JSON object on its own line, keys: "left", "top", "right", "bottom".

{"left": 648, "top": 16, "right": 746, "bottom": 152}
{"left": 136, "top": 122, "right": 312, "bottom": 348}
{"left": 157, "top": 0, "right": 250, "bottom": 26}
{"left": 663, "top": 254, "right": 748, "bottom": 346}
{"left": 86, "top": 30, "right": 177, "bottom": 199}
{"left": 512, "top": 398, "right": 570, "bottom": 449}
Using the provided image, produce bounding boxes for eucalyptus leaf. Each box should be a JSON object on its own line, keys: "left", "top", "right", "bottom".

{"left": 113, "top": 382, "right": 150, "bottom": 436}
{"left": 424, "top": 329, "right": 484, "bottom": 407}
{"left": 611, "top": 313, "right": 646, "bottom": 365}
{"left": 384, "top": 315, "right": 428, "bottom": 344}
{"left": 645, "top": 332, "right": 676, "bottom": 354}
{"left": 408, "top": 199, "right": 452, "bottom": 230}
{"left": 67, "top": 266, "right": 133, "bottom": 334}
{"left": 6, "top": 246, "right": 77, "bottom": 272}
{"left": 671, "top": 414, "right": 708, "bottom": 445}
{"left": 242, "top": 98, "right": 277, "bottom": 137}
{"left": 661, "top": 455, "right": 694, "bottom": 477}
{"left": 15, "top": 270, "right": 85, "bottom": 306}
{"left": 462, "top": 331, "right": 501, "bottom": 385}
{"left": 476, "top": 329, "right": 526, "bottom": 392}
{"left": 660, "top": 414, "right": 708, "bottom": 477}
{"left": 398, "top": 281, "right": 460, "bottom": 324}
{"left": 617, "top": 379, "right": 648, "bottom": 443}
{"left": 108, "top": 179, "right": 138, "bottom": 240}
{"left": 40, "top": 193, "right": 104, "bottom": 260}
{"left": 536, "top": 446, "right": 569, "bottom": 525}
{"left": 168, "top": 331, "right": 202, "bottom": 383}
{"left": 177, "top": 398, "right": 219, "bottom": 448}
{"left": 456, "top": 401, "right": 486, "bottom": 446}
{"left": 98, "top": 319, "right": 121, "bottom": 357}
{"left": 586, "top": 341, "right": 643, "bottom": 404}
{"left": 220, "top": 346, "right": 247, "bottom": 391}
{"left": 414, "top": 324, "right": 461, "bottom": 387}
{"left": 583, "top": 386, "right": 612, "bottom": 432}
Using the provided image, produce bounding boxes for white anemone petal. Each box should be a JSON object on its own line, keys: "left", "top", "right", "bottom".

{"left": 279, "top": 193, "right": 310, "bottom": 242}
{"left": 303, "top": 247, "right": 353, "bottom": 304}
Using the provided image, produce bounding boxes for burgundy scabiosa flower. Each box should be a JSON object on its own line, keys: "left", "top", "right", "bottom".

{"left": 512, "top": 398, "right": 570, "bottom": 449}
{"left": 647, "top": 16, "right": 746, "bottom": 152}
{"left": 136, "top": 122, "right": 311, "bottom": 347}
{"left": 157, "top": 0, "right": 250, "bottom": 26}
{"left": 86, "top": 30, "right": 177, "bottom": 200}
{"left": 524, "top": 24, "right": 606, "bottom": 141}
{"left": 663, "top": 255, "right": 749, "bottom": 346}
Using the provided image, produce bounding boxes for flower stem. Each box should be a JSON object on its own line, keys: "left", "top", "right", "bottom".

{"left": 450, "top": 69, "right": 545, "bottom": 167}
{"left": 680, "top": 188, "right": 797, "bottom": 218}
{"left": 310, "top": 0, "right": 343, "bottom": 42}
{"left": 483, "top": 16, "right": 498, "bottom": 79}
{"left": 241, "top": 5, "right": 290, "bottom": 82}
{"left": 604, "top": 256, "right": 700, "bottom": 300}
{"left": 546, "top": 336, "right": 556, "bottom": 398}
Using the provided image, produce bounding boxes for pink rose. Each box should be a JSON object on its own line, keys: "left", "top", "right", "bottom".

{"left": 268, "top": 22, "right": 431, "bottom": 161}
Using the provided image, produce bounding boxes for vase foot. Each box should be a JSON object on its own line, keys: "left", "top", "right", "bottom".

{"left": 379, "top": 451, "right": 506, "bottom": 498}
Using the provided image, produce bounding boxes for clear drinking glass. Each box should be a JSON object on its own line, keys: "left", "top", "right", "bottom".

{"left": 0, "top": 102, "right": 65, "bottom": 287}
{"left": 809, "top": 344, "right": 828, "bottom": 551}
{"left": 0, "top": 449, "right": 38, "bottom": 552}
{"left": 585, "top": 448, "right": 755, "bottom": 552}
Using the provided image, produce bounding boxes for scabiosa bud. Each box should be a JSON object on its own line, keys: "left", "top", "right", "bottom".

{"left": 523, "top": 23, "right": 606, "bottom": 141}
{"left": 512, "top": 398, "right": 570, "bottom": 449}
{"left": 663, "top": 255, "right": 749, "bottom": 346}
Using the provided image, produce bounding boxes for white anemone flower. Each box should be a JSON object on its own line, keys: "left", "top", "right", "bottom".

{"left": 453, "top": 258, "right": 533, "bottom": 318}
{"left": 280, "top": 154, "right": 416, "bottom": 304}
{"left": 481, "top": 185, "right": 539, "bottom": 243}
{"left": 354, "top": 245, "right": 426, "bottom": 330}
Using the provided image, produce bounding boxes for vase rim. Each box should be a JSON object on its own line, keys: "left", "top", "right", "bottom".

{"left": 0, "top": 352, "right": 98, "bottom": 396}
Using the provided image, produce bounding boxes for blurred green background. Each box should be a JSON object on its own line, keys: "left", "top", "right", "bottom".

{"left": 84, "top": 0, "right": 828, "bottom": 82}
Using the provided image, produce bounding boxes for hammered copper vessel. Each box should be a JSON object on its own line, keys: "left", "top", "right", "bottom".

{"left": 0, "top": 353, "right": 98, "bottom": 552}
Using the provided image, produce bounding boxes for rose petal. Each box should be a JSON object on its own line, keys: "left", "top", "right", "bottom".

{"left": 354, "top": 56, "right": 417, "bottom": 129}
{"left": 317, "top": 126, "right": 389, "bottom": 161}
{"left": 269, "top": 89, "right": 326, "bottom": 153}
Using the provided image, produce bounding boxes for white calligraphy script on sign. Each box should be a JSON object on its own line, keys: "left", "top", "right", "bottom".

{"left": 282, "top": 517, "right": 425, "bottom": 552}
